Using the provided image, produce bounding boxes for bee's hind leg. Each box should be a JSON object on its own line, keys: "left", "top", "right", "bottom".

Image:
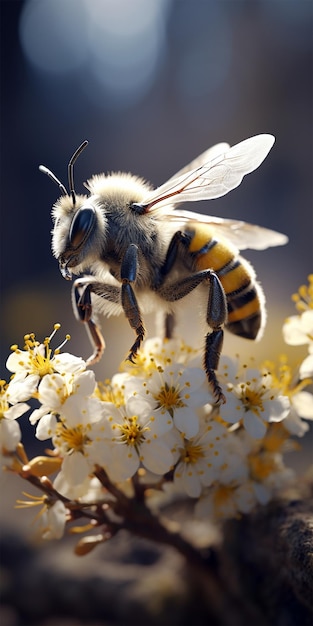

{"left": 156, "top": 269, "right": 227, "bottom": 404}
{"left": 204, "top": 330, "right": 225, "bottom": 405}
{"left": 204, "top": 272, "right": 227, "bottom": 404}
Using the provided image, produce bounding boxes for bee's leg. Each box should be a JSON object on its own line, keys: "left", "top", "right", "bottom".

{"left": 72, "top": 278, "right": 106, "bottom": 365}
{"left": 153, "top": 230, "right": 190, "bottom": 342}
{"left": 155, "top": 311, "right": 176, "bottom": 340}
{"left": 164, "top": 312, "right": 176, "bottom": 339}
{"left": 120, "top": 244, "right": 145, "bottom": 362}
{"left": 154, "top": 230, "right": 190, "bottom": 288}
{"left": 156, "top": 270, "right": 227, "bottom": 404}
{"left": 203, "top": 273, "right": 227, "bottom": 405}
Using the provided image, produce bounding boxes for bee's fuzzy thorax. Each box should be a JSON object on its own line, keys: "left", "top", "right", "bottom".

{"left": 85, "top": 172, "right": 153, "bottom": 207}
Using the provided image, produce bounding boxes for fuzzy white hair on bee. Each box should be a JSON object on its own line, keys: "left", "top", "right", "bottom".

{"left": 39, "top": 135, "right": 288, "bottom": 404}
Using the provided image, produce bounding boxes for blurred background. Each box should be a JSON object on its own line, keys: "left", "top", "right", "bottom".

{"left": 0, "top": 3, "right": 312, "bottom": 624}
{"left": 1, "top": 0, "right": 312, "bottom": 383}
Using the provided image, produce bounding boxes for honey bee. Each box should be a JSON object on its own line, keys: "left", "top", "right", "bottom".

{"left": 39, "top": 135, "right": 288, "bottom": 403}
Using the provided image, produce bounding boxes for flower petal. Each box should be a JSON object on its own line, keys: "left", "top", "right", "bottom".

{"left": 140, "top": 440, "right": 173, "bottom": 475}
{"left": 292, "top": 391, "right": 313, "bottom": 419}
{"left": 62, "top": 452, "right": 90, "bottom": 485}
{"left": 300, "top": 353, "right": 313, "bottom": 379}
{"left": 36, "top": 413, "right": 57, "bottom": 440}
{"left": 0, "top": 419, "right": 21, "bottom": 450}
{"left": 4, "top": 402, "right": 30, "bottom": 421}
{"left": 173, "top": 407, "right": 199, "bottom": 438}
{"left": 243, "top": 413, "right": 267, "bottom": 439}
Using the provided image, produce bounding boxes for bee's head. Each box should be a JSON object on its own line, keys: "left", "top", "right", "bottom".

{"left": 40, "top": 140, "right": 107, "bottom": 279}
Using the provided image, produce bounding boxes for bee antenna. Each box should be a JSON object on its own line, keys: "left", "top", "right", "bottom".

{"left": 68, "top": 140, "right": 89, "bottom": 206}
{"left": 39, "top": 165, "right": 68, "bottom": 196}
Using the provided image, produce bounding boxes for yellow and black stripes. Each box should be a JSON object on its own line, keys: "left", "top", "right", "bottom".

{"left": 183, "top": 223, "right": 264, "bottom": 340}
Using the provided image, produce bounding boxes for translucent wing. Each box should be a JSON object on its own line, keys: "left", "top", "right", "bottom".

{"left": 138, "top": 134, "right": 275, "bottom": 212}
{"left": 162, "top": 209, "right": 288, "bottom": 251}
{"left": 164, "top": 142, "right": 230, "bottom": 184}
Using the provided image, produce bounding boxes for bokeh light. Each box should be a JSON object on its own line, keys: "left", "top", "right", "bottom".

{"left": 19, "top": 0, "right": 172, "bottom": 106}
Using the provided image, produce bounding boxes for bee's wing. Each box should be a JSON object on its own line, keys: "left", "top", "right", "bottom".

{"left": 163, "top": 209, "right": 288, "bottom": 251}
{"left": 164, "top": 142, "right": 230, "bottom": 184}
{"left": 140, "top": 134, "right": 275, "bottom": 212}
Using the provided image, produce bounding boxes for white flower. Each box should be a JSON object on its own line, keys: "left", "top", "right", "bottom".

{"left": 172, "top": 419, "right": 228, "bottom": 498}
{"left": 247, "top": 447, "right": 294, "bottom": 504}
{"left": 0, "top": 418, "right": 22, "bottom": 452}
{"left": 16, "top": 494, "right": 67, "bottom": 540}
{"left": 282, "top": 310, "right": 313, "bottom": 347}
{"left": 53, "top": 473, "right": 101, "bottom": 500}
{"left": 195, "top": 482, "right": 257, "bottom": 521}
{"left": 195, "top": 444, "right": 294, "bottom": 521}
{"left": 124, "top": 363, "right": 211, "bottom": 439}
{"left": 219, "top": 362, "right": 290, "bottom": 439}
{"left": 6, "top": 326, "right": 86, "bottom": 401}
{"left": 262, "top": 359, "right": 313, "bottom": 437}
{"left": 33, "top": 371, "right": 108, "bottom": 486}
{"left": 291, "top": 390, "right": 313, "bottom": 420}
{"left": 216, "top": 430, "right": 251, "bottom": 485}
{"left": 40, "top": 500, "right": 67, "bottom": 540}
{"left": 30, "top": 369, "right": 97, "bottom": 425}
{"left": 300, "top": 345, "right": 313, "bottom": 379}
{"left": 122, "top": 336, "right": 202, "bottom": 376}
{"left": 36, "top": 403, "right": 107, "bottom": 486}
{"left": 283, "top": 391, "right": 313, "bottom": 436}
{"left": 0, "top": 380, "right": 29, "bottom": 451}
{"left": 282, "top": 277, "right": 313, "bottom": 380}
{"left": 98, "top": 395, "right": 175, "bottom": 482}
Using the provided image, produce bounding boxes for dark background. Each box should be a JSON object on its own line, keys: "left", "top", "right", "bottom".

{"left": 1, "top": 0, "right": 312, "bottom": 380}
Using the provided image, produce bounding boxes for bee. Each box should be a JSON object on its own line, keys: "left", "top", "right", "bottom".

{"left": 39, "top": 135, "right": 288, "bottom": 403}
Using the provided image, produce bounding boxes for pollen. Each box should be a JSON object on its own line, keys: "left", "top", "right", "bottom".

{"left": 240, "top": 385, "right": 265, "bottom": 415}
{"left": 95, "top": 382, "right": 125, "bottom": 407}
{"left": 292, "top": 274, "right": 313, "bottom": 312}
{"left": 182, "top": 443, "right": 204, "bottom": 465}
{"left": 117, "top": 415, "right": 149, "bottom": 447}
{"left": 269, "top": 357, "right": 311, "bottom": 399}
{"left": 11, "top": 325, "right": 71, "bottom": 379}
{"left": 28, "top": 350, "right": 55, "bottom": 377}
{"left": 0, "top": 382, "right": 9, "bottom": 419}
{"left": 154, "top": 382, "right": 186, "bottom": 415}
{"left": 55, "top": 422, "right": 88, "bottom": 453}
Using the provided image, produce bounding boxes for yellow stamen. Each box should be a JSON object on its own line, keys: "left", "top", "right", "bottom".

{"left": 155, "top": 382, "right": 186, "bottom": 417}
{"left": 181, "top": 443, "right": 204, "bottom": 465}
{"left": 291, "top": 274, "right": 313, "bottom": 312}
{"left": 115, "top": 415, "right": 149, "bottom": 447}
{"left": 95, "top": 381, "right": 125, "bottom": 407}
{"left": 55, "top": 422, "right": 89, "bottom": 453}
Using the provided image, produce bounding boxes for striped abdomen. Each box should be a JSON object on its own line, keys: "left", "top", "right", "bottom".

{"left": 183, "top": 224, "right": 265, "bottom": 340}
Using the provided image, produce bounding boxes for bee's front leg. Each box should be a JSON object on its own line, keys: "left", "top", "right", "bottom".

{"left": 72, "top": 278, "right": 106, "bottom": 365}
{"left": 120, "top": 244, "right": 145, "bottom": 362}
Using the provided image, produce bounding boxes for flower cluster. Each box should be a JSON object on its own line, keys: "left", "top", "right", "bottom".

{"left": 282, "top": 274, "right": 313, "bottom": 380}
{"left": 1, "top": 279, "right": 312, "bottom": 546}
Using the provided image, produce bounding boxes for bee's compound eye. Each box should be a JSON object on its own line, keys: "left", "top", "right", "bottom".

{"left": 69, "top": 207, "right": 96, "bottom": 249}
